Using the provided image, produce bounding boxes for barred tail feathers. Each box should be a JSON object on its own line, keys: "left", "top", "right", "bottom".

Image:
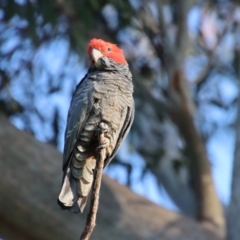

{"left": 58, "top": 157, "right": 96, "bottom": 213}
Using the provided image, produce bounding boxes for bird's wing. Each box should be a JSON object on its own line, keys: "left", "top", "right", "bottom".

{"left": 62, "top": 74, "right": 93, "bottom": 170}
{"left": 104, "top": 100, "right": 135, "bottom": 167}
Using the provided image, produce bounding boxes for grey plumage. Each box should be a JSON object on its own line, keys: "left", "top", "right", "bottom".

{"left": 58, "top": 56, "right": 134, "bottom": 213}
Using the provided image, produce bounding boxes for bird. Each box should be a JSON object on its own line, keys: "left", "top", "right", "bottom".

{"left": 58, "top": 38, "right": 134, "bottom": 213}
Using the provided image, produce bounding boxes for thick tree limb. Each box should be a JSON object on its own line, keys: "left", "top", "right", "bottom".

{"left": 0, "top": 114, "right": 221, "bottom": 240}
{"left": 169, "top": 70, "right": 225, "bottom": 238}
{"left": 135, "top": 2, "right": 226, "bottom": 237}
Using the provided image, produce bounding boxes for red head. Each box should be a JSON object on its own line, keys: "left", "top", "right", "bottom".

{"left": 87, "top": 38, "right": 127, "bottom": 65}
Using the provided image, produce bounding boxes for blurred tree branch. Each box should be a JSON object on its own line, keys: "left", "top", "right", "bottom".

{"left": 0, "top": 114, "right": 220, "bottom": 240}
{"left": 134, "top": 0, "right": 225, "bottom": 237}
{"left": 194, "top": 4, "right": 236, "bottom": 91}
{"left": 227, "top": 21, "right": 240, "bottom": 240}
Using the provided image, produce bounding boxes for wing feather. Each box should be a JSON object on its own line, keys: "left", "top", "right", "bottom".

{"left": 62, "top": 74, "right": 93, "bottom": 170}
{"left": 104, "top": 101, "right": 135, "bottom": 167}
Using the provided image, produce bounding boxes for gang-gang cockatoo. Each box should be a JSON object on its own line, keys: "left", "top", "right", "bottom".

{"left": 58, "top": 38, "right": 134, "bottom": 213}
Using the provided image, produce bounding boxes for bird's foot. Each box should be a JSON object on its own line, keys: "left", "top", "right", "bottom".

{"left": 97, "top": 122, "right": 110, "bottom": 150}
{"left": 97, "top": 122, "right": 109, "bottom": 133}
{"left": 97, "top": 138, "right": 110, "bottom": 149}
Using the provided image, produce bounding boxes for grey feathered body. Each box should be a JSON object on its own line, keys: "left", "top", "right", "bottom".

{"left": 58, "top": 57, "right": 134, "bottom": 212}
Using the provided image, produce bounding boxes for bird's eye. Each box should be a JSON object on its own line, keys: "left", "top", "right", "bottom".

{"left": 107, "top": 47, "right": 111, "bottom": 52}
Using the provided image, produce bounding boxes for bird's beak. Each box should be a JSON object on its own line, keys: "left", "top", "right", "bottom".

{"left": 91, "top": 48, "right": 103, "bottom": 63}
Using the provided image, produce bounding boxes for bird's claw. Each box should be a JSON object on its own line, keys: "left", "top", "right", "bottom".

{"left": 97, "top": 122, "right": 109, "bottom": 133}
{"left": 97, "top": 139, "right": 109, "bottom": 150}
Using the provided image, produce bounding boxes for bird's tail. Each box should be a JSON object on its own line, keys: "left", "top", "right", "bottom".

{"left": 58, "top": 157, "right": 96, "bottom": 213}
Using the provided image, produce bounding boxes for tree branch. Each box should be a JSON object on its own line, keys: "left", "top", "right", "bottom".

{"left": 194, "top": 4, "right": 235, "bottom": 91}
{"left": 136, "top": 2, "right": 226, "bottom": 232}
{"left": 80, "top": 130, "right": 106, "bottom": 240}
{"left": 0, "top": 114, "right": 222, "bottom": 240}
{"left": 174, "top": 0, "right": 191, "bottom": 68}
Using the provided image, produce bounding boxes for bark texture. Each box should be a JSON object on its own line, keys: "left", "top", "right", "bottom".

{"left": 0, "top": 114, "right": 220, "bottom": 240}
